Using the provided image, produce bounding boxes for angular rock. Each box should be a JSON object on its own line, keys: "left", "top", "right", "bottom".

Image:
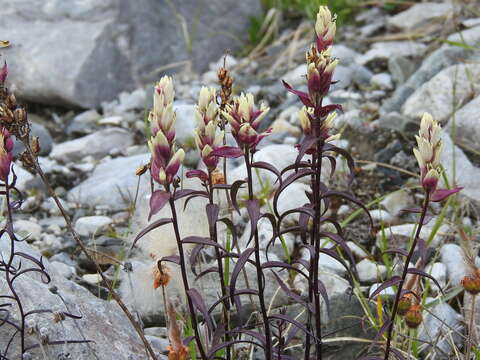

{"left": 1, "top": 0, "right": 261, "bottom": 107}
{"left": 1, "top": 0, "right": 133, "bottom": 108}
{"left": 357, "top": 259, "right": 386, "bottom": 283}
{"left": 370, "top": 72, "right": 393, "bottom": 90}
{"left": 440, "top": 132, "right": 480, "bottom": 203}
{"left": 75, "top": 216, "right": 113, "bottom": 237}
{"left": 381, "top": 26, "right": 480, "bottom": 114}
{"left": 402, "top": 64, "right": 480, "bottom": 123}
{"left": 356, "top": 41, "right": 427, "bottom": 66}
{"left": 50, "top": 128, "right": 134, "bottom": 163}
{"left": 418, "top": 300, "right": 463, "bottom": 358}
{"left": 445, "top": 95, "right": 480, "bottom": 152}
{"left": 440, "top": 243, "right": 480, "bottom": 286}
{"left": 0, "top": 237, "right": 149, "bottom": 359}
{"left": 387, "top": 2, "right": 456, "bottom": 32}
{"left": 68, "top": 153, "right": 150, "bottom": 210}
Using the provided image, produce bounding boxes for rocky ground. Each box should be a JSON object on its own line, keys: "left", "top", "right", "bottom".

{"left": 1, "top": 0, "right": 480, "bottom": 359}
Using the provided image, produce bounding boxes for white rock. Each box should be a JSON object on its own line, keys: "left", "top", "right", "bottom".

{"left": 75, "top": 215, "right": 113, "bottom": 237}
{"left": 357, "top": 259, "right": 387, "bottom": 283}
{"left": 82, "top": 273, "right": 103, "bottom": 284}
{"left": 445, "top": 95, "right": 480, "bottom": 152}
{"left": 371, "top": 73, "right": 393, "bottom": 90}
{"left": 387, "top": 2, "right": 456, "bottom": 31}
{"left": 376, "top": 219, "right": 450, "bottom": 248}
{"left": 402, "top": 64, "right": 480, "bottom": 123}
{"left": 98, "top": 115, "right": 123, "bottom": 125}
{"left": 440, "top": 132, "right": 480, "bottom": 203}
{"left": 347, "top": 241, "right": 368, "bottom": 259}
{"left": 174, "top": 103, "right": 197, "bottom": 145}
{"left": 440, "top": 243, "right": 480, "bottom": 286}
{"left": 369, "top": 282, "right": 396, "bottom": 299}
{"left": 300, "top": 247, "right": 349, "bottom": 276}
{"left": 13, "top": 219, "right": 42, "bottom": 242}
{"left": 115, "top": 88, "right": 147, "bottom": 113}
{"left": 426, "top": 262, "right": 447, "bottom": 294}
{"left": 68, "top": 153, "right": 151, "bottom": 210}
{"left": 418, "top": 299, "right": 463, "bottom": 357}
{"left": 356, "top": 41, "right": 427, "bottom": 65}
{"left": 369, "top": 209, "right": 394, "bottom": 224}
{"left": 50, "top": 128, "right": 134, "bottom": 162}
{"left": 282, "top": 64, "right": 307, "bottom": 87}
{"left": 51, "top": 261, "right": 76, "bottom": 279}
{"left": 380, "top": 189, "right": 411, "bottom": 216}
{"left": 331, "top": 44, "right": 360, "bottom": 65}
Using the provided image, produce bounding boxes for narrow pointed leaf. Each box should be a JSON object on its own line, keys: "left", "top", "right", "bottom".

{"left": 407, "top": 268, "right": 444, "bottom": 294}
{"left": 430, "top": 187, "right": 462, "bottom": 202}
{"left": 230, "top": 248, "right": 255, "bottom": 307}
{"left": 131, "top": 218, "right": 172, "bottom": 248}
{"left": 187, "top": 288, "right": 214, "bottom": 333}
{"left": 369, "top": 276, "right": 402, "bottom": 300}
{"left": 148, "top": 190, "right": 171, "bottom": 220}
{"left": 230, "top": 180, "right": 246, "bottom": 214}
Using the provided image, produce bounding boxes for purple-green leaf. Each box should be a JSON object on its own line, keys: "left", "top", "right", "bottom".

{"left": 148, "top": 190, "right": 171, "bottom": 220}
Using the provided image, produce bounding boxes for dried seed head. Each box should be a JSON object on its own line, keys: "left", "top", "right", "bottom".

{"left": 5, "top": 93, "right": 16, "bottom": 109}
{"left": 53, "top": 311, "right": 66, "bottom": 323}
{"left": 405, "top": 304, "right": 423, "bottom": 329}
{"left": 30, "top": 136, "right": 40, "bottom": 155}
{"left": 212, "top": 169, "right": 225, "bottom": 185}
{"left": 461, "top": 271, "right": 480, "bottom": 295}
{"left": 14, "top": 107, "right": 27, "bottom": 124}
{"left": 398, "top": 294, "right": 413, "bottom": 316}
{"left": 167, "top": 301, "right": 190, "bottom": 360}
{"left": 153, "top": 262, "right": 171, "bottom": 288}
{"left": 136, "top": 162, "right": 150, "bottom": 176}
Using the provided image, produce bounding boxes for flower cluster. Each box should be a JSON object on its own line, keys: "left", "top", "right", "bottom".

{"left": 222, "top": 92, "right": 270, "bottom": 151}
{"left": 283, "top": 6, "right": 341, "bottom": 147}
{"left": 193, "top": 87, "right": 223, "bottom": 170}
{"left": 0, "top": 127, "right": 13, "bottom": 181}
{"left": 148, "top": 76, "right": 184, "bottom": 186}
{"left": 298, "top": 106, "right": 339, "bottom": 143}
{"left": 413, "top": 113, "right": 461, "bottom": 201}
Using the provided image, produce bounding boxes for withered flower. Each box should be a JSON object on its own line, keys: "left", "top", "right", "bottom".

{"left": 167, "top": 301, "right": 189, "bottom": 360}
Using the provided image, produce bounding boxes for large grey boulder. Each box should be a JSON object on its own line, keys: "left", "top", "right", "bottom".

{"left": 0, "top": 0, "right": 262, "bottom": 108}
{"left": 50, "top": 128, "right": 135, "bottom": 163}
{"left": 0, "top": 0, "right": 133, "bottom": 108}
{"left": 381, "top": 25, "right": 480, "bottom": 114}
{"left": 401, "top": 64, "right": 480, "bottom": 123}
{"left": 387, "top": 2, "right": 457, "bottom": 32}
{"left": 68, "top": 153, "right": 150, "bottom": 210}
{"left": 445, "top": 95, "right": 480, "bottom": 152}
{"left": 0, "top": 237, "right": 152, "bottom": 359}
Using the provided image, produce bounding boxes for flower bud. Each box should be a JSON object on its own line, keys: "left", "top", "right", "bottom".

{"left": 404, "top": 305, "right": 423, "bottom": 329}
{"left": 422, "top": 168, "right": 440, "bottom": 194}
{"left": 222, "top": 93, "right": 270, "bottom": 150}
{"left": 315, "top": 6, "right": 336, "bottom": 51}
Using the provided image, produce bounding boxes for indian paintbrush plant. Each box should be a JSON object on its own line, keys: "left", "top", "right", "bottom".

{"left": 365, "top": 113, "right": 462, "bottom": 360}
{"left": 1, "top": 3, "right": 473, "bottom": 360}
{"left": 133, "top": 5, "right": 373, "bottom": 360}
